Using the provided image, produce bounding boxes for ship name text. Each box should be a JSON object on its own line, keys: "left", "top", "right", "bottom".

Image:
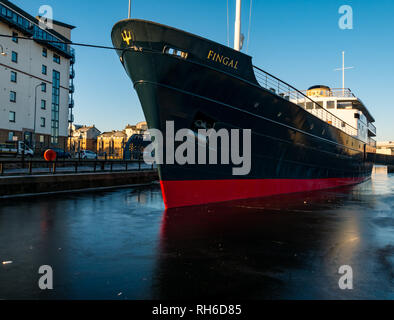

{"left": 207, "top": 50, "right": 239, "bottom": 70}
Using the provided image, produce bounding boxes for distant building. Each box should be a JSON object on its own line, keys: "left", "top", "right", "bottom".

{"left": 124, "top": 121, "right": 148, "bottom": 140}
{"left": 97, "top": 122, "right": 148, "bottom": 159}
{"left": 68, "top": 125, "right": 101, "bottom": 153}
{"left": 0, "top": 0, "right": 76, "bottom": 153}
{"left": 97, "top": 130, "right": 127, "bottom": 159}
{"left": 377, "top": 141, "right": 394, "bottom": 156}
{"left": 136, "top": 121, "right": 148, "bottom": 132}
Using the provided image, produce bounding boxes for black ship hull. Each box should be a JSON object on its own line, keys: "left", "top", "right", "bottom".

{"left": 112, "top": 19, "right": 373, "bottom": 209}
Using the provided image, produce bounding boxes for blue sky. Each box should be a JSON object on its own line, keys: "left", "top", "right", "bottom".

{"left": 12, "top": 0, "right": 394, "bottom": 140}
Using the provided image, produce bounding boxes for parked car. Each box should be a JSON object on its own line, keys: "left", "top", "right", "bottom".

{"left": 51, "top": 148, "right": 71, "bottom": 159}
{"left": 0, "top": 141, "right": 34, "bottom": 158}
{"left": 76, "top": 150, "right": 97, "bottom": 160}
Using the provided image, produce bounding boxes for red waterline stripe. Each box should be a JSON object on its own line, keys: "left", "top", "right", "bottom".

{"left": 160, "top": 177, "right": 367, "bottom": 209}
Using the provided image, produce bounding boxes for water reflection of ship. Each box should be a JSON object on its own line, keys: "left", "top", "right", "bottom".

{"left": 154, "top": 187, "right": 369, "bottom": 299}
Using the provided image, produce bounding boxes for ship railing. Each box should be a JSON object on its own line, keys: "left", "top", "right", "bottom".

{"left": 253, "top": 66, "right": 358, "bottom": 137}
{"left": 298, "top": 88, "right": 357, "bottom": 98}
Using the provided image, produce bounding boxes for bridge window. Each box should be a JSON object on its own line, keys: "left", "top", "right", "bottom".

{"left": 327, "top": 101, "right": 335, "bottom": 109}
{"left": 306, "top": 102, "right": 314, "bottom": 110}
{"left": 337, "top": 102, "right": 352, "bottom": 109}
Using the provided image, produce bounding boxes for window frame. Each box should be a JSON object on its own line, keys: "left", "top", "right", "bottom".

{"left": 11, "top": 51, "right": 18, "bottom": 63}
{"left": 10, "top": 91, "right": 16, "bottom": 102}
{"left": 53, "top": 54, "right": 60, "bottom": 64}
{"left": 40, "top": 117, "right": 46, "bottom": 128}
{"left": 9, "top": 111, "right": 16, "bottom": 123}
{"left": 41, "top": 99, "right": 46, "bottom": 110}
{"left": 42, "top": 48, "right": 47, "bottom": 58}
{"left": 10, "top": 71, "right": 17, "bottom": 83}
{"left": 41, "top": 83, "right": 47, "bottom": 92}
{"left": 12, "top": 31, "right": 18, "bottom": 43}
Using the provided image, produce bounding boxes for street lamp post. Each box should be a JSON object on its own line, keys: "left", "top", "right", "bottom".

{"left": 33, "top": 82, "right": 45, "bottom": 151}
{"left": 0, "top": 44, "right": 7, "bottom": 56}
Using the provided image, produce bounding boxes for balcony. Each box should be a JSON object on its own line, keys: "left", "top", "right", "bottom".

{"left": 70, "top": 49, "right": 76, "bottom": 64}
{"left": 0, "top": 2, "right": 75, "bottom": 59}
{"left": 69, "top": 84, "right": 75, "bottom": 94}
{"left": 0, "top": 3, "right": 34, "bottom": 36}
{"left": 33, "top": 27, "right": 73, "bottom": 59}
{"left": 69, "top": 99, "right": 74, "bottom": 109}
{"left": 70, "top": 68, "right": 75, "bottom": 79}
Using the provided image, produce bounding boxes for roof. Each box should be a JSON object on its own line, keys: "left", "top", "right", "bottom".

{"left": 42, "top": 17, "right": 76, "bottom": 30}
{"left": 98, "top": 131, "right": 126, "bottom": 138}
{"left": 308, "top": 85, "right": 331, "bottom": 91}
{"left": 76, "top": 126, "right": 100, "bottom": 133}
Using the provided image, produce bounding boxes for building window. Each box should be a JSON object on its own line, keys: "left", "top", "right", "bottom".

{"left": 12, "top": 32, "right": 18, "bottom": 43}
{"left": 10, "top": 71, "right": 17, "bottom": 83}
{"left": 40, "top": 135, "right": 45, "bottom": 143}
{"left": 53, "top": 54, "right": 60, "bottom": 64}
{"left": 9, "top": 111, "right": 16, "bottom": 123}
{"left": 10, "top": 91, "right": 16, "bottom": 102}
{"left": 11, "top": 51, "right": 18, "bottom": 63}
{"left": 41, "top": 99, "right": 46, "bottom": 110}
{"left": 40, "top": 117, "right": 46, "bottom": 128}
{"left": 41, "top": 83, "right": 47, "bottom": 92}
{"left": 8, "top": 132, "right": 14, "bottom": 141}
{"left": 51, "top": 70, "right": 60, "bottom": 144}
{"left": 42, "top": 48, "right": 47, "bottom": 57}
{"left": 42, "top": 65, "right": 47, "bottom": 75}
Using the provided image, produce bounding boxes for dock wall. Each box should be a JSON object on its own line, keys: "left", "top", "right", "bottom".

{"left": 0, "top": 170, "right": 159, "bottom": 197}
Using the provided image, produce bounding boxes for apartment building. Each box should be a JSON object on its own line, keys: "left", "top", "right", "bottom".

{"left": 0, "top": 0, "right": 75, "bottom": 152}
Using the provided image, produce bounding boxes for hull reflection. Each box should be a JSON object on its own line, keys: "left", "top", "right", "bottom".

{"left": 154, "top": 187, "right": 360, "bottom": 299}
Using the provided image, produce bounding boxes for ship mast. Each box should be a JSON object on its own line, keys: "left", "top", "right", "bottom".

{"left": 128, "top": 0, "right": 131, "bottom": 18}
{"left": 335, "top": 51, "right": 354, "bottom": 95}
{"left": 234, "top": 0, "right": 242, "bottom": 51}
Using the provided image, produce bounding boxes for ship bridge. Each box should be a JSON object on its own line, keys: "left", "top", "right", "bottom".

{"left": 290, "top": 85, "right": 376, "bottom": 146}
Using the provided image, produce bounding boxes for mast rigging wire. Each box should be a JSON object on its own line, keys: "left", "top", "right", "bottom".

{"left": 246, "top": 0, "right": 253, "bottom": 53}
{"left": 227, "top": 0, "right": 230, "bottom": 47}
